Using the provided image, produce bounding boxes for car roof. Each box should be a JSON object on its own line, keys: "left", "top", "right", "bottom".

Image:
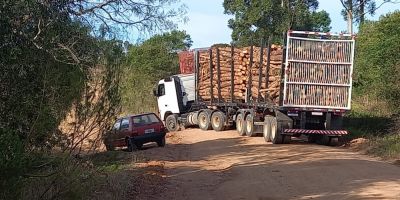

{"left": 118, "top": 112, "right": 157, "bottom": 120}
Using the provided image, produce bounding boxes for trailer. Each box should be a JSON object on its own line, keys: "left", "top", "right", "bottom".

{"left": 153, "top": 31, "right": 356, "bottom": 145}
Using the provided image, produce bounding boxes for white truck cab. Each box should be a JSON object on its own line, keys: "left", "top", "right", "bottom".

{"left": 153, "top": 74, "right": 195, "bottom": 121}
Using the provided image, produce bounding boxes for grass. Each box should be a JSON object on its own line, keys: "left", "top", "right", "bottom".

{"left": 368, "top": 135, "right": 400, "bottom": 159}
{"left": 343, "top": 97, "right": 400, "bottom": 160}
{"left": 16, "top": 150, "right": 144, "bottom": 200}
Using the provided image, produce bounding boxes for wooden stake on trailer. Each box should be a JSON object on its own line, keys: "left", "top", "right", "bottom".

{"left": 195, "top": 50, "right": 199, "bottom": 102}
{"left": 257, "top": 38, "right": 264, "bottom": 103}
{"left": 265, "top": 36, "right": 272, "bottom": 101}
{"left": 209, "top": 49, "right": 213, "bottom": 104}
{"left": 247, "top": 44, "right": 254, "bottom": 102}
{"left": 230, "top": 44, "right": 234, "bottom": 102}
{"left": 216, "top": 48, "right": 222, "bottom": 103}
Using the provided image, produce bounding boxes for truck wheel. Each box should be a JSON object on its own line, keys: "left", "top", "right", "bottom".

{"left": 316, "top": 135, "right": 330, "bottom": 146}
{"left": 329, "top": 137, "right": 339, "bottom": 146}
{"left": 308, "top": 135, "right": 319, "bottom": 143}
{"left": 236, "top": 113, "right": 246, "bottom": 136}
{"left": 166, "top": 114, "right": 179, "bottom": 132}
{"left": 211, "top": 111, "right": 225, "bottom": 131}
{"left": 270, "top": 117, "right": 284, "bottom": 144}
{"left": 245, "top": 114, "right": 256, "bottom": 137}
{"left": 263, "top": 116, "right": 272, "bottom": 142}
{"left": 198, "top": 111, "right": 212, "bottom": 131}
{"left": 282, "top": 135, "right": 292, "bottom": 144}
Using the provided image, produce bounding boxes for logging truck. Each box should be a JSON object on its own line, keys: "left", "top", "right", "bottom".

{"left": 153, "top": 31, "right": 355, "bottom": 145}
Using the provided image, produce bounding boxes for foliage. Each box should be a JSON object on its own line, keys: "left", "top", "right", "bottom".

{"left": 223, "top": 0, "right": 331, "bottom": 45}
{"left": 0, "top": 0, "right": 185, "bottom": 198}
{"left": 121, "top": 30, "right": 192, "bottom": 114}
{"left": 354, "top": 11, "right": 400, "bottom": 114}
{"left": 340, "top": 0, "right": 399, "bottom": 26}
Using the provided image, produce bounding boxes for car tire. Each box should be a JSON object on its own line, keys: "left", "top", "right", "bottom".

{"left": 211, "top": 111, "right": 226, "bottom": 132}
{"left": 166, "top": 114, "right": 179, "bottom": 132}
{"left": 157, "top": 137, "right": 166, "bottom": 147}
{"left": 127, "top": 138, "right": 137, "bottom": 152}
{"left": 105, "top": 144, "right": 115, "bottom": 151}
{"left": 136, "top": 143, "right": 143, "bottom": 150}
{"left": 198, "top": 111, "right": 212, "bottom": 131}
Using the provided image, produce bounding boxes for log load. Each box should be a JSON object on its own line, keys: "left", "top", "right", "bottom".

{"left": 198, "top": 45, "right": 283, "bottom": 104}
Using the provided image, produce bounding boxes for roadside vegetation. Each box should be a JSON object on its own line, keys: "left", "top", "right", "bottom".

{"left": 0, "top": 0, "right": 185, "bottom": 199}
{"left": 345, "top": 11, "right": 400, "bottom": 159}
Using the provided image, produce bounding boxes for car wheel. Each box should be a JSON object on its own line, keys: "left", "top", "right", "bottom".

{"left": 105, "top": 144, "right": 115, "bottom": 151}
{"left": 136, "top": 143, "right": 143, "bottom": 150}
{"left": 166, "top": 114, "right": 179, "bottom": 132}
{"left": 157, "top": 137, "right": 166, "bottom": 147}
{"left": 127, "top": 138, "right": 137, "bottom": 152}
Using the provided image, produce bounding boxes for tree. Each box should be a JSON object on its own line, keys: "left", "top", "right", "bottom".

{"left": 0, "top": 0, "right": 185, "bottom": 198}
{"left": 340, "top": 0, "right": 400, "bottom": 33}
{"left": 122, "top": 30, "right": 192, "bottom": 113}
{"left": 223, "top": 0, "right": 331, "bottom": 45}
{"left": 355, "top": 11, "right": 400, "bottom": 113}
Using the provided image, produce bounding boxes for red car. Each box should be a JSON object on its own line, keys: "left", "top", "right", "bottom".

{"left": 103, "top": 113, "right": 166, "bottom": 151}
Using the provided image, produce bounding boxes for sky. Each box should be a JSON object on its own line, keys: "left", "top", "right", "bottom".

{"left": 178, "top": 0, "right": 400, "bottom": 48}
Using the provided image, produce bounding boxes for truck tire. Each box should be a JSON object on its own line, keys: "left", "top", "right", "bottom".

{"left": 198, "top": 111, "right": 212, "bottom": 131}
{"left": 211, "top": 111, "right": 225, "bottom": 131}
{"left": 317, "top": 135, "right": 339, "bottom": 146}
{"left": 270, "top": 117, "right": 284, "bottom": 144}
{"left": 282, "top": 134, "right": 292, "bottom": 144}
{"left": 236, "top": 113, "right": 246, "bottom": 136}
{"left": 263, "top": 116, "right": 272, "bottom": 142}
{"left": 245, "top": 114, "right": 256, "bottom": 137}
{"left": 316, "top": 135, "right": 329, "bottom": 145}
{"left": 166, "top": 114, "right": 179, "bottom": 132}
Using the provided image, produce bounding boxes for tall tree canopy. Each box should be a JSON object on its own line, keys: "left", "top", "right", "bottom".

{"left": 340, "top": 0, "right": 400, "bottom": 33}
{"left": 223, "top": 0, "right": 331, "bottom": 45}
{"left": 121, "top": 30, "right": 192, "bottom": 113}
{"left": 355, "top": 11, "right": 400, "bottom": 112}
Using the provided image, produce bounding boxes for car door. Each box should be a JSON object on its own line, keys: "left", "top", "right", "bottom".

{"left": 115, "top": 118, "right": 130, "bottom": 146}
{"left": 108, "top": 119, "right": 121, "bottom": 147}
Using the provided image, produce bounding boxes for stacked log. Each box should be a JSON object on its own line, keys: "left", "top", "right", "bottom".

{"left": 198, "top": 45, "right": 283, "bottom": 104}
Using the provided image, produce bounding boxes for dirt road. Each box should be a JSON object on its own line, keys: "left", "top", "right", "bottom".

{"left": 135, "top": 129, "right": 400, "bottom": 200}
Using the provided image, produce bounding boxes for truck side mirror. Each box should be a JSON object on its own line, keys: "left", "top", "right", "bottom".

{"left": 153, "top": 88, "right": 158, "bottom": 97}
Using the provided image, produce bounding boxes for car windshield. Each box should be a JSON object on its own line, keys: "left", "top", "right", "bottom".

{"left": 132, "top": 114, "right": 160, "bottom": 127}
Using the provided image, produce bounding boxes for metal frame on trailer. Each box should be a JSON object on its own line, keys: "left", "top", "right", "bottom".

{"left": 282, "top": 30, "right": 356, "bottom": 111}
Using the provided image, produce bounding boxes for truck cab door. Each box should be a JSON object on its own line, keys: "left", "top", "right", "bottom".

{"left": 156, "top": 79, "right": 180, "bottom": 121}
